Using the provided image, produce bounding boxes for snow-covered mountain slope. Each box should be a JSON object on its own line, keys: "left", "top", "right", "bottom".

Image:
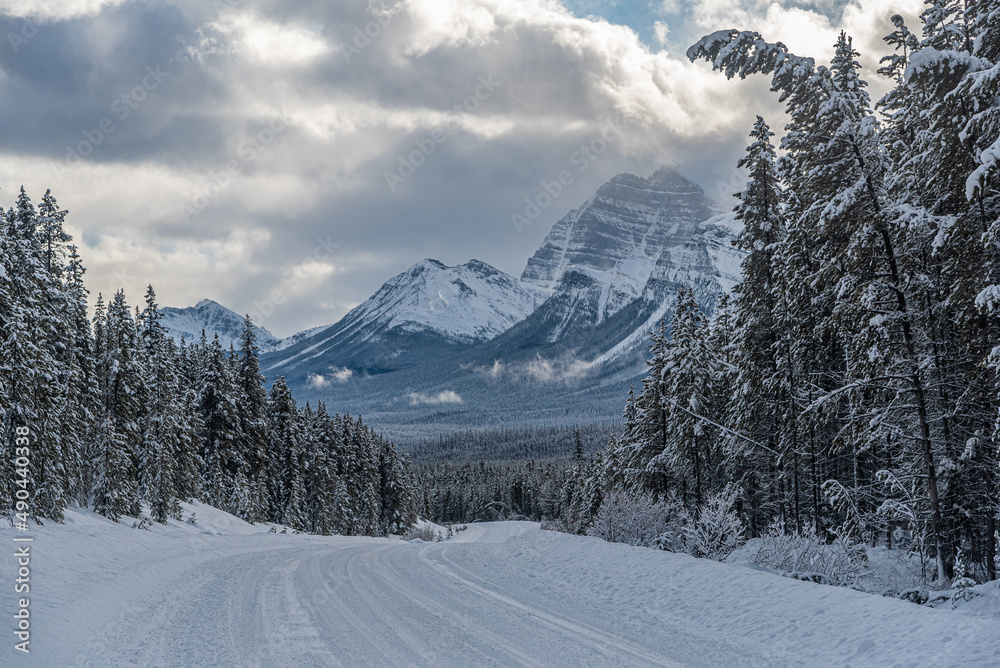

{"left": 161, "top": 298, "right": 280, "bottom": 350}
{"left": 264, "top": 324, "right": 327, "bottom": 353}
{"left": 21, "top": 511, "right": 1000, "bottom": 667}
{"left": 475, "top": 167, "right": 743, "bottom": 367}
{"left": 260, "top": 166, "right": 744, "bottom": 434}
{"left": 262, "top": 259, "right": 538, "bottom": 376}
{"left": 522, "top": 166, "right": 734, "bottom": 319}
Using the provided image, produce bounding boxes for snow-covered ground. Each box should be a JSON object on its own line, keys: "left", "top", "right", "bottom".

{"left": 2, "top": 504, "right": 998, "bottom": 667}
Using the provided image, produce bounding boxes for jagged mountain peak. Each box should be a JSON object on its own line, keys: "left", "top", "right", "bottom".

{"left": 520, "top": 165, "right": 722, "bottom": 302}
{"left": 600, "top": 165, "right": 702, "bottom": 193}
{"left": 345, "top": 256, "right": 539, "bottom": 342}
{"left": 160, "top": 299, "right": 279, "bottom": 351}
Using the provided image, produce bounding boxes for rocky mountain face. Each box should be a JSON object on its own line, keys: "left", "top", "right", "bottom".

{"left": 160, "top": 299, "right": 279, "bottom": 350}
{"left": 473, "top": 166, "right": 742, "bottom": 366}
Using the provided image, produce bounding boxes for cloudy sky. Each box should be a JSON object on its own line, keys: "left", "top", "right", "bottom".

{"left": 0, "top": 0, "right": 920, "bottom": 336}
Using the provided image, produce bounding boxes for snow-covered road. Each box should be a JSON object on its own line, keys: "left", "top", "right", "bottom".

{"left": 5, "top": 507, "right": 998, "bottom": 667}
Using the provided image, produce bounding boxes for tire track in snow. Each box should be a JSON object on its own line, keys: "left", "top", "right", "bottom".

{"left": 358, "top": 544, "right": 548, "bottom": 667}
{"left": 420, "top": 543, "right": 684, "bottom": 668}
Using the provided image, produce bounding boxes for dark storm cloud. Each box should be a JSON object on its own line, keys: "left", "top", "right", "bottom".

{"left": 0, "top": 0, "right": 918, "bottom": 335}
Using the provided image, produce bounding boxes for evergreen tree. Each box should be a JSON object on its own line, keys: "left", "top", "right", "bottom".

{"left": 92, "top": 290, "right": 143, "bottom": 521}
{"left": 235, "top": 315, "right": 270, "bottom": 522}
{"left": 198, "top": 335, "right": 243, "bottom": 511}
{"left": 268, "top": 377, "right": 307, "bottom": 529}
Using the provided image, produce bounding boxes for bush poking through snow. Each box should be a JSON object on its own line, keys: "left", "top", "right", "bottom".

{"left": 751, "top": 524, "right": 866, "bottom": 587}
{"left": 132, "top": 516, "right": 153, "bottom": 531}
{"left": 681, "top": 488, "right": 746, "bottom": 561}
{"left": 950, "top": 550, "right": 978, "bottom": 607}
{"left": 404, "top": 525, "right": 441, "bottom": 542}
{"left": 587, "top": 490, "right": 682, "bottom": 548}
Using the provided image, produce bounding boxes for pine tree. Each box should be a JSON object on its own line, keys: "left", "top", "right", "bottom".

{"left": 197, "top": 335, "right": 243, "bottom": 511}
{"left": 141, "top": 334, "right": 185, "bottom": 523}
{"left": 659, "top": 287, "right": 719, "bottom": 509}
{"left": 92, "top": 290, "right": 144, "bottom": 521}
{"left": 62, "top": 245, "right": 96, "bottom": 506}
{"left": 235, "top": 315, "right": 270, "bottom": 522}
{"left": 624, "top": 317, "right": 673, "bottom": 495}
{"left": 268, "top": 377, "right": 307, "bottom": 529}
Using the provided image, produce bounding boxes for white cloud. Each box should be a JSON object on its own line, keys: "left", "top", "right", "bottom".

{"left": 0, "top": 0, "right": 123, "bottom": 20}
{"left": 408, "top": 390, "right": 463, "bottom": 405}
{"left": 307, "top": 367, "right": 353, "bottom": 389}
{"left": 307, "top": 373, "right": 331, "bottom": 389}
{"left": 524, "top": 354, "right": 592, "bottom": 382}
{"left": 331, "top": 367, "right": 353, "bottom": 382}
{"left": 204, "top": 11, "right": 331, "bottom": 66}
{"left": 653, "top": 21, "right": 670, "bottom": 46}
{"left": 3, "top": 0, "right": 926, "bottom": 339}
{"left": 467, "top": 354, "right": 593, "bottom": 383}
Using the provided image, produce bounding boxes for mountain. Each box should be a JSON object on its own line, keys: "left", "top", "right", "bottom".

{"left": 254, "top": 165, "right": 743, "bottom": 437}
{"left": 468, "top": 166, "right": 742, "bottom": 368}
{"left": 161, "top": 299, "right": 280, "bottom": 350}
{"left": 261, "top": 259, "right": 538, "bottom": 379}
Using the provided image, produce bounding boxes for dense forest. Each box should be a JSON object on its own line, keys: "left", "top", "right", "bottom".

{"left": 0, "top": 190, "right": 417, "bottom": 535}
{"left": 589, "top": 8, "right": 1000, "bottom": 584}
{"left": 404, "top": 423, "right": 615, "bottom": 463}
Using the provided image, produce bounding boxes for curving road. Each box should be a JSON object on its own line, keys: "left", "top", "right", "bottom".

{"left": 18, "top": 520, "right": 999, "bottom": 667}
{"left": 65, "top": 523, "right": 695, "bottom": 667}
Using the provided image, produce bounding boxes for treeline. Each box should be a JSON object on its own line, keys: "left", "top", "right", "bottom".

{"left": 0, "top": 187, "right": 417, "bottom": 535}
{"left": 405, "top": 422, "right": 615, "bottom": 463}
{"left": 414, "top": 458, "right": 594, "bottom": 527}
{"left": 570, "top": 10, "right": 1000, "bottom": 584}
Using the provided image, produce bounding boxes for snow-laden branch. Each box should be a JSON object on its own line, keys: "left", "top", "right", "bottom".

{"left": 661, "top": 398, "right": 779, "bottom": 457}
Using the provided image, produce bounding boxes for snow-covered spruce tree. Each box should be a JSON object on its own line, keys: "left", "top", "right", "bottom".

{"left": 63, "top": 246, "right": 98, "bottom": 506}
{"left": 197, "top": 334, "right": 243, "bottom": 512}
{"left": 0, "top": 203, "right": 24, "bottom": 517}
{"left": 657, "top": 286, "right": 720, "bottom": 509}
{"left": 173, "top": 354, "right": 204, "bottom": 504}
{"left": 621, "top": 317, "right": 675, "bottom": 495}
{"left": 0, "top": 189, "right": 74, "bottom": 521}
{"left": 689, "top": 27, "right": 954, "bottom": 582}
{"left": 92, "top": 290, "right": 144, "bottom": 521}
{"left": 962, "top": 0, "right": 1000, "bottom": 580}
{"left": 727, "top": 116, "right": 799, "bottom": 532}
{"left": 878, "top": 6, "right": 999, "bottom": 574}
{"left": 378, "top": 436, "right": 417, "bottom": 535}
{"left": 334, "top": 413, "right": 383, "bottom": 535}
{"left": 305, "top": 402, "right": 339, "bottom": 535}
{"left": 37, "top": 191, "right": 90, "bottom": 516}
{"left": 140, "top": 334, "right": 185, "bottom": 523}
{"left": 235, "top": 315, "right": 270, "bottom": 523}
{"left": 267, "top": 377, "right": 307, "bottom": 530}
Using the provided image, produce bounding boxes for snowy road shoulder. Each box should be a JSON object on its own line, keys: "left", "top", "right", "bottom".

{"left": 2, "top": 506, "right": 997, "bottom": 667}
